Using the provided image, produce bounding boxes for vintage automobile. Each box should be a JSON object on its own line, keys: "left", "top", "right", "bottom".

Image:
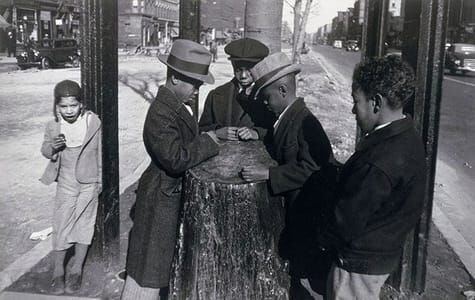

{"left": 16, "top": 38, "right": 80, "bottom": 70}
{"left": 333, "top": 40, "right": 343, "bottom": 49}
{"left": 445, "top": 43, "right": 475, "bottom": 75}
{"left": 345, "top": 40, "right": 359, "bottom": 51}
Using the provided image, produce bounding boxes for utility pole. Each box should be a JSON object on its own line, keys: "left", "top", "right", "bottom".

{"left": 80, "top": 0, "right": 119, "bottom": 272}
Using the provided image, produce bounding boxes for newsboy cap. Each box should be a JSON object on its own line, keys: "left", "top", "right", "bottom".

{"left": 224, "top": 38, "right": 269, "bottom": 62}
{"left": 54, "top": 80, "right": 81, "bottom": 98}
{"left": 251, "top": 52, "right": 301, "bottom": 98}
{"left": 159, "top": 39, "right": 215, "bottom": 84}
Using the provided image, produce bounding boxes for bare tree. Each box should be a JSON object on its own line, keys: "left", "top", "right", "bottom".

{"left": 287, "top": 0, "right": 316, "bottom": 63}
{"left": 244, "top": 0, "right": 284, "bottom": 53}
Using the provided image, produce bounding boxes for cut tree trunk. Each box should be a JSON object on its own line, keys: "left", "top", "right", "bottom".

{"left": 169, "top": 141, "right": 289, "bottom": 299}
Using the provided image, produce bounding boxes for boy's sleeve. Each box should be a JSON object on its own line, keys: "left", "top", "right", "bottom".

{"left": 199, "top": 91, "right": 220, "bottom": 132}
{"left": 144, "top": 107, "right": 219, "bottom": 176}
{"left": 40, "top": 122, "right": 58, "bottom": 161}
{"left": 268, "top": 116, "right": 331, "bottom": 194}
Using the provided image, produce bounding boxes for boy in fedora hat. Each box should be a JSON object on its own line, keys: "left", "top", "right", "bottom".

{"left": 199, "top": 37, "right": 275, "bottom": 141}
{"left": 122, "top": 39, "right": 220, "bottom": 299}
{"left": 241, "top": 52, "right": 337, "bottom": 299}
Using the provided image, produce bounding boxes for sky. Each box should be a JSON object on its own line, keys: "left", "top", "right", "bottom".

{"left": 282, "top": 0, "right": 356, "bottom": 33}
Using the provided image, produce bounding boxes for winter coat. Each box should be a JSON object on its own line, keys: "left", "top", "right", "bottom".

{"left": 40, "top": 111, "right": 102, "bottom": 185}
{"left": 199, "top": 79, "right": 275, "bottom": 139}
{"left": 268, "top": 98, "right": 336, "bottom": 277}
{"left": 126, "top": 86, "right": 219, "bottom": 288}
{"left": 332, "top": 117, "right": 426, "bottom": 275}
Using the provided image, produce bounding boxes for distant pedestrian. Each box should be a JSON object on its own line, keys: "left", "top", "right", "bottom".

{"left": 209, "top": 40, "right": 218, "bottom": 62}
{"left": 325, "top": 56, "right": 427, "bottom": 299}
{"left": 7, "top": 28, "right": 16, "bottom": 57}
{"left": 40, "top": 80, "right": 102, "bottom": 295}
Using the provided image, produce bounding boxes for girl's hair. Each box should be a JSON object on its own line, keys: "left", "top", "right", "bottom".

{"left": 352, "top": 55, "right": 415, "bottom": 109}
{"left": 53, "top": 80, "right": 85, "bottom": 122}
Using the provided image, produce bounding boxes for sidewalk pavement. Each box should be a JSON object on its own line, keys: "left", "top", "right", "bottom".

{"left": 0, "top": 53, "right": 19, "bottom": 73}
{"left": 0, "top": 46, "right": 473, "bottom": 299}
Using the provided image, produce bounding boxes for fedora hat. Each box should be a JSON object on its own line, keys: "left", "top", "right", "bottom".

{"left": 251, "top": 52, "right": 301, "bottom": 98}
{"left": 159, "top": 39, "right": 215, "bottom": 84}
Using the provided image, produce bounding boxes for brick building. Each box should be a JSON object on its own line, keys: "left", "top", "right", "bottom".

{"left": 118, "top": 0, "right": 179, "bottom": 49}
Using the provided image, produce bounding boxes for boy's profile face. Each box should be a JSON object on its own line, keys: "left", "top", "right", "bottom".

{"left": 173, "top": 76, "right": 202, "bottom": 104}
{"left": 351, "top": 86, "right": 378, "bottom": 134}
{"left": 57, "top": 96, "right": 82, "bottom": 123}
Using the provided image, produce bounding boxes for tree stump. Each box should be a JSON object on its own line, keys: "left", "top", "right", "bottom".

{"left": 170, "top": 141, "right": 289, "bottom": 300}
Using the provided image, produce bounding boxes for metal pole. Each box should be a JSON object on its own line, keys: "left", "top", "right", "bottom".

{"left": 179, "top": 0, "right": 200, "bottom": 117}
{"left": 80, "top": 0, "right": 119, "bottom": 272}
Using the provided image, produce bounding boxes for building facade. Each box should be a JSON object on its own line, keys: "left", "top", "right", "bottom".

{"left": 200, "top": 0, "right": 245, "bottom": 45}
{"left": 118, "top": 0, "right": 179, "bottom": 49}
{"left": 0, "top": 0, "right": 80, "bottom": 53}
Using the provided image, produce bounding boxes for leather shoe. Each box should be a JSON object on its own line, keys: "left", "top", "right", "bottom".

{"left": 50, "top": 276, "right": 64, "bottom": 295}
{"left": 65, "top": 273, "right": 82, "bottom": 294}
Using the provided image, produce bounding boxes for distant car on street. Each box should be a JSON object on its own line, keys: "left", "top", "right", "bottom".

{"left": 333, "top": 40, "right": 343, "bottom": 49}
{"left": 445, "top": 43, "right": 475, "bottom": 75}
{"left": 16, "top": 38, "right": 80, "bottom": 70}
{"left": 345, "top": 40, "right": 359, "bottom": 51}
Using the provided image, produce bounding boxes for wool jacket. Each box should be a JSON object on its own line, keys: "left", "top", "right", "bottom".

{"left": 332, "top": 117, "right": 427, "bottom": 275}
{"left": 40, "top": 111, "right": 102, "bottom": 185}
{"left": 268, "top": 98, "right": 336, "bottom": 277}
{"left": 199, "top": 79, "right": 275, "bottom": 139}
{"left": 126, "top": 86, "right": 219, "bottom": 288}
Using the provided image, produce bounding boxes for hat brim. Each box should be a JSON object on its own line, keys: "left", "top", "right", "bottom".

{"left": 159, "top": 55, "right": 215, "bottom": 84}
{"left": 254, "top": 65, "right": 301, "bottom": 98}
{"left": 228, "top": 57, "right": 262, "bottom": 62}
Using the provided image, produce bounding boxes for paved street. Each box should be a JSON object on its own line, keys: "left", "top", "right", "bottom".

{"left": 311, "top": 44, "right": 475, "bottom": 274}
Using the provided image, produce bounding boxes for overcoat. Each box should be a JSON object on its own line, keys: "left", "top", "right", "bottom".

{"left": 268, "top": 98, "right": 336, "bottom": 277}
{"left": 40, "top": 111, "right": 102, "bottom": 185}
{"left": 198, "top": 79, "right": 275, "bottom": 139}
{"left": 126, "top": 86, "right": 219, "bottom": 288}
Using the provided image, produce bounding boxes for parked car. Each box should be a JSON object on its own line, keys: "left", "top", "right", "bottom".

{"left": 16, "top": 38, "right": 80, "bottom": 70}
{"left": 333, "top": 40, "right": 343, "bottom": 49}
{"left": 445, "top": 43, "right": 475, "bottom": 75}
{"left": 345, "top": 40, "right": 359, "bottom": 51}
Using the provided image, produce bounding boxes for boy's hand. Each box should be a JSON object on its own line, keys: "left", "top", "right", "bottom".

{"left": 240, "top": 166, "right": 269, "bottom": 182}
{"left": 237, "top": 127, "right": 259, "bottom": 141}
{"left": 215, "top": 127, "right": 239, "bottom": 141}
{"left": 52, "top": 134, "right": 66, "bottom": 153}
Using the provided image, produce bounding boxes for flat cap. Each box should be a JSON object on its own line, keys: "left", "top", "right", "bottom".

{"left": 224, "top": 38, "right": 269, "bottom": 62}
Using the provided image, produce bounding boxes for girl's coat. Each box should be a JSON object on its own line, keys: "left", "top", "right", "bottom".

{"left": 40, "top": 111, "right": 102, "bottom": 185}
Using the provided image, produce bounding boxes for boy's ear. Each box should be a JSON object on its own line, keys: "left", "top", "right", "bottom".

{"left": 170, "top": 74, "right": 179, "bottom": 85}
{"left": 372, "top": 93, "right": 382, "bottom": 113}
{"left": 278, "top": 84, "right": 287, "bottom": 97}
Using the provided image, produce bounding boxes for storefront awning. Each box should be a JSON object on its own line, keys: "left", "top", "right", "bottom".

{"left": 0, "top": 15, "right": 11, "bottom": 29}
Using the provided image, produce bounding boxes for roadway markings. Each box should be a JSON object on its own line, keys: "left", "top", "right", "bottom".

{"left": 444, "top": 76, "right": 475, "bottom": 87}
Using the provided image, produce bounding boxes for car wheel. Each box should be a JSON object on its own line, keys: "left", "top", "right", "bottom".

{"left": 41, "top": 57, "right": 50, "bottom": 70}
{"left": 462, "top": 70, "right": 469, "bottom": 76}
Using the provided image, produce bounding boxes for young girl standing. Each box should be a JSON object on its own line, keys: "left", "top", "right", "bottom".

{"left": 40, "top": 80, "right": 102, "bottom": 295}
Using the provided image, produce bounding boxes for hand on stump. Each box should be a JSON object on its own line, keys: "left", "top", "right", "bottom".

{"left": 237, "top": 127, "right": 259, "bottom": 141}
{"left": 240, "top": 166, "right": 269, "bottom": 182}
{"left": 216, "top": 127, "right": 239, "bottom": 141}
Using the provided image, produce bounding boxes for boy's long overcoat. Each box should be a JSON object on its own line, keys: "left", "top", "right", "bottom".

{"left": 126, "top": 86, "right": 219, "bottom": 288}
